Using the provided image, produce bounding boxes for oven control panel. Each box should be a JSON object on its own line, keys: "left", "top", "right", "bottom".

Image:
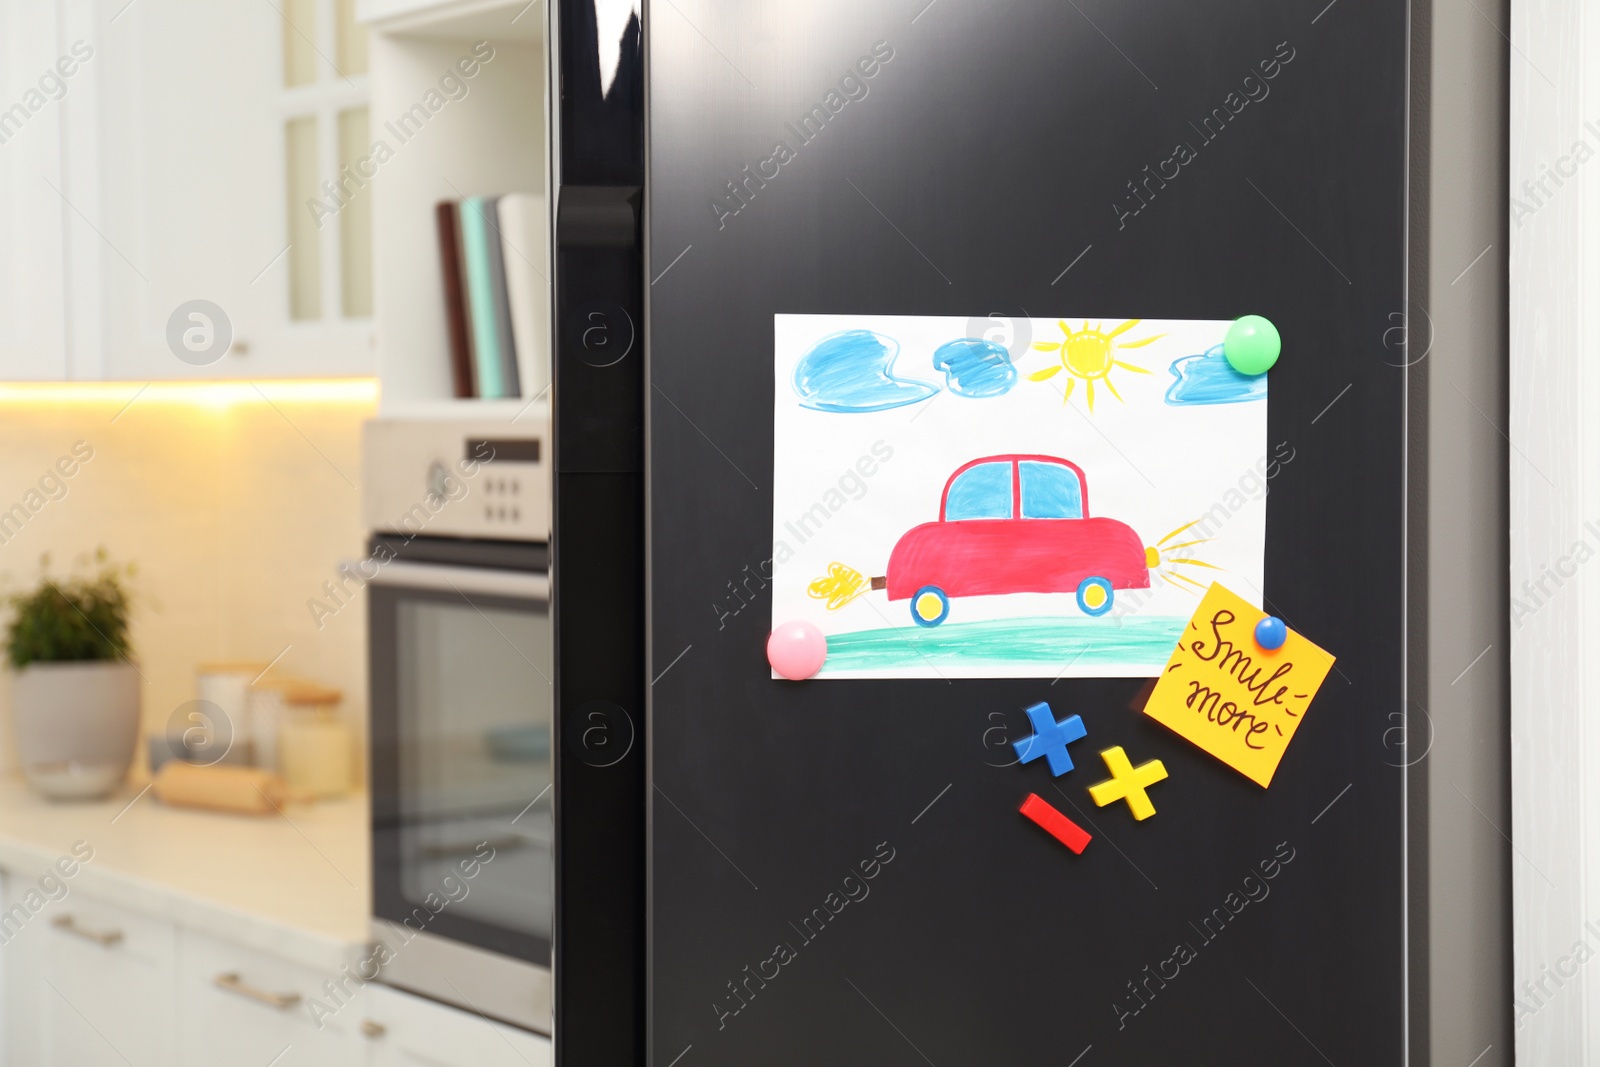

{"left": 478, "top": 469, "right": 533, "bottom": 528}
{"left": 363, "top": 414, "right": 550, "bottom": 543}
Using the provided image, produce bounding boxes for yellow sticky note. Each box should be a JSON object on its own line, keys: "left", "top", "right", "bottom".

{"left": 1142, "top": 583, "right": 1335, "bottom": 788}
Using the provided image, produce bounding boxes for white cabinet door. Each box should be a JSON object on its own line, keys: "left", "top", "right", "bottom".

{"left": 2, "top": 0, "right": 377, "bottom": 383}
{"left": 92, "top": 0, "right": 374, "bottom": 381}
{"left": 39, "top": 896, "right": 176, "bottom": 1066}
{"left": 0, "top": 1, "right": 70, "bottom": 380}
{"left": 360, "top": 984, "right": 551, "bottom": 1067}
{"left": 0, "top": 884, "right": 177, "bottom": 1067}
{"left": 176, "top": 928, "right": 363, "bottom": 1067}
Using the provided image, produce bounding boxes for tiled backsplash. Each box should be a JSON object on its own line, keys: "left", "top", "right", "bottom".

{"left": 0, "top": 382, "right": 376, "bottom": 779}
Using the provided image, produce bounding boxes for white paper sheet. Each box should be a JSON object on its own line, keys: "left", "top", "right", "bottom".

{"left": 770, "top": 313, "right": 1275, "bottom": 679}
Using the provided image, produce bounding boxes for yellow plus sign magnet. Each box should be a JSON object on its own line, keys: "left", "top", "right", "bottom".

{"left": 1087, "top": 746, "right": 1169, "bottom": 821}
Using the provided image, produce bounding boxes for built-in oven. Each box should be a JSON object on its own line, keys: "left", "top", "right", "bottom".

{"left": 364, "top": 416, "right": 553, "bottom": 1033}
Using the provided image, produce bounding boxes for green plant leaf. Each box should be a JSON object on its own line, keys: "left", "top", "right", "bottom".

{"left": 4, "top": 550, "right": 134, "bottom": 670}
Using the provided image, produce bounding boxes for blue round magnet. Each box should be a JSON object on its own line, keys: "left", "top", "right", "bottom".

{"left": 1255, "top": 616, "right": 1288, "bottom": 651}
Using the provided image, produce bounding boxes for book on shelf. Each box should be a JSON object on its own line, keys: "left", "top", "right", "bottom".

{"left": 497, "top": 193, "right": 550, "bottom": 404}
{"left": 434, "top": 202, "right": 475, "bottom": 399}
{"left": 436, "top": 194, "right": 552, "bottom": 402}
{"left": 458, "top": 196, "right": 515, "bottom": 399}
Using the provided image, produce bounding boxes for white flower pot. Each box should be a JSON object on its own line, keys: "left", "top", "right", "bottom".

{"left": 11, "top": 661, "right": 140, "bottom": 800}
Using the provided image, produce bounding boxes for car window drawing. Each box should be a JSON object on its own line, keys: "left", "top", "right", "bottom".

{"left": 1019, "top": 460, "right": 1084, "bottom": 519}
{"left": 942, "top": 460, "right": 1013, "bottom": 521}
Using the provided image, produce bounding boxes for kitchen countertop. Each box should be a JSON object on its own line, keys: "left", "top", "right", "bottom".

{"left": 0, "top": 775, "right": 369, "bottom": 971}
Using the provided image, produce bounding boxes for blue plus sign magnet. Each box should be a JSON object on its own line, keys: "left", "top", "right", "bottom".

{"left": 1255, "top": 616, "right": 1288, "bottom": 651}
{"left": 1013, "top": 702, "right": 1088, "bottom": 776}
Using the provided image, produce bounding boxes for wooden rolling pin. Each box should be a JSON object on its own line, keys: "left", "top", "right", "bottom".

{"left": 151, "top": 763, "right": 289, "bottom": 815}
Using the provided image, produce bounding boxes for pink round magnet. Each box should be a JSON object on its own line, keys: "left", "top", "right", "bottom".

{"left": 767, "top": 621, "right": 827, "bottom": 680}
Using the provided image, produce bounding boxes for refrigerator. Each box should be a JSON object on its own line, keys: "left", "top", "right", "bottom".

{"left": 550, "top": 0, "right": 1411, "bottom": 1063}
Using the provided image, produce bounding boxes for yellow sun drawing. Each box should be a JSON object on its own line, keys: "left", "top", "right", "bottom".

{"left": 1028, "top": 318, "right": 1164, "bottom": 411}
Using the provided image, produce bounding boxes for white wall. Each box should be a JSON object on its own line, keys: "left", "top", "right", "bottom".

{"left": 0, "top": 382, "right": 375, "bottom": 782}
{"left": 1511, "top": 0, "right": 1598, "bottom": 1060}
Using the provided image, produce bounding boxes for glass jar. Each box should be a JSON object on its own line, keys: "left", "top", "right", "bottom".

{"left": 278, "top": 683, "right": 351, "bottom": 798}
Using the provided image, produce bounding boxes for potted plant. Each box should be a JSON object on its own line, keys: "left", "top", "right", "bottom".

{"left": 5, "top": 551, "right": 140, "bottom": 800}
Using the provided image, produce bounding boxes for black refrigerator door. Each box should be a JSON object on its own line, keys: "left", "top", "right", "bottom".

{"left": 648, "top": 2, "right": 1408, "bottom": 1065}
{"left": 551, "top": 0, "right": 645, "bottom": 1064}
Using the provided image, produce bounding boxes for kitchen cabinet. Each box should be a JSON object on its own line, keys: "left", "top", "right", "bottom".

{"left": 0, "top": 785, "right": 547, "bottom": 1066}
{"left": 91, "top": 0, "right": 374, "bottom": 381}
{"left": 175, "top": 928, "right": 362, "bottom": 1067}
{"left": 0, "top": 877, "right": 550, "bottom": 1067}
{"left": 1, "top": 880, "right": 177, "bottom": 1066}
{"left": 0, "top": 0, "right": 375, "bottom": 382}
{"left": 360, "top": 984, "right": 551, "bottom": 1066}
{"left": 0, "top": 0, "right": 70, "bottom": 379}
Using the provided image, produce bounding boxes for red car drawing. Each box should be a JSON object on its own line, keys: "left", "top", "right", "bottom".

{"left": 882, "top": 454, "right": 1152, "bottom": 626}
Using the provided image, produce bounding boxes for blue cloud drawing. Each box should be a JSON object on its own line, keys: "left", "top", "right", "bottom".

{"left": 1165, "top": 345, "right": 1268, "bottom": 406}
{"left": 931, "top": 338, "right": 1017, "bottom": 398}
{"left": 793, "top": 330, "right": 938, "bottom": 413}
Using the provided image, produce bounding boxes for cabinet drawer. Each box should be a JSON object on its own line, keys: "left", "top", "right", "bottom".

{"left": 43, "top": 893, "right": 176, "bottom": 967}
{"left": 36, "top": 891, "right": 176, "bottom": 1067}
{"left": 175, "top": 929, "right": 361, "bottom": 1067}
{"left": 361, "top": 984, "right": 551, "bottom": 1067}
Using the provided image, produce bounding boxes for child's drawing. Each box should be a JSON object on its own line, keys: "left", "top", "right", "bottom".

{"left": 771, "top": 314, "right": 1270, "bottom": 679}
{"left": 1165, "top": 344, "right": 1270, "bottom": 405}
{"left": 1025, "top": 318, "right": 1164, "bottom": 411}
{"left": 931, "top": 339, "right": 1018, "bottom": 397}
{"left": 792, "top": 329, "right": 937, "bottom": 412}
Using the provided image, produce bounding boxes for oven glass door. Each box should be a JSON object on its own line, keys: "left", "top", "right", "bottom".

{"left": 371, "top": 563, "right": 552, "bottom": 967}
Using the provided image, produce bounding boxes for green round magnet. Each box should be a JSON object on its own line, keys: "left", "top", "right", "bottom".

{"left": 1223, "top": 315, "right": 1281, "bottom": 376}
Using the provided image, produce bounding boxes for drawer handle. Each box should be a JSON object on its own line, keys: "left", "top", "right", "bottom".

{"left": 51, "top": 915, "right": 123, "bottom": 947}
{"left": 213, "top": 972, "right": 301, "bottom": 1011}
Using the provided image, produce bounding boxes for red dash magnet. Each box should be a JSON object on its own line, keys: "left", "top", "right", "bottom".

{"left": 1019, "top": 793, "right": 1092, "bottom": 855}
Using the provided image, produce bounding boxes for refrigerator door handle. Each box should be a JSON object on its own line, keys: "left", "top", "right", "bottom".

{"left": 551, "top": 1, "right": 647, "bottom": 1063}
